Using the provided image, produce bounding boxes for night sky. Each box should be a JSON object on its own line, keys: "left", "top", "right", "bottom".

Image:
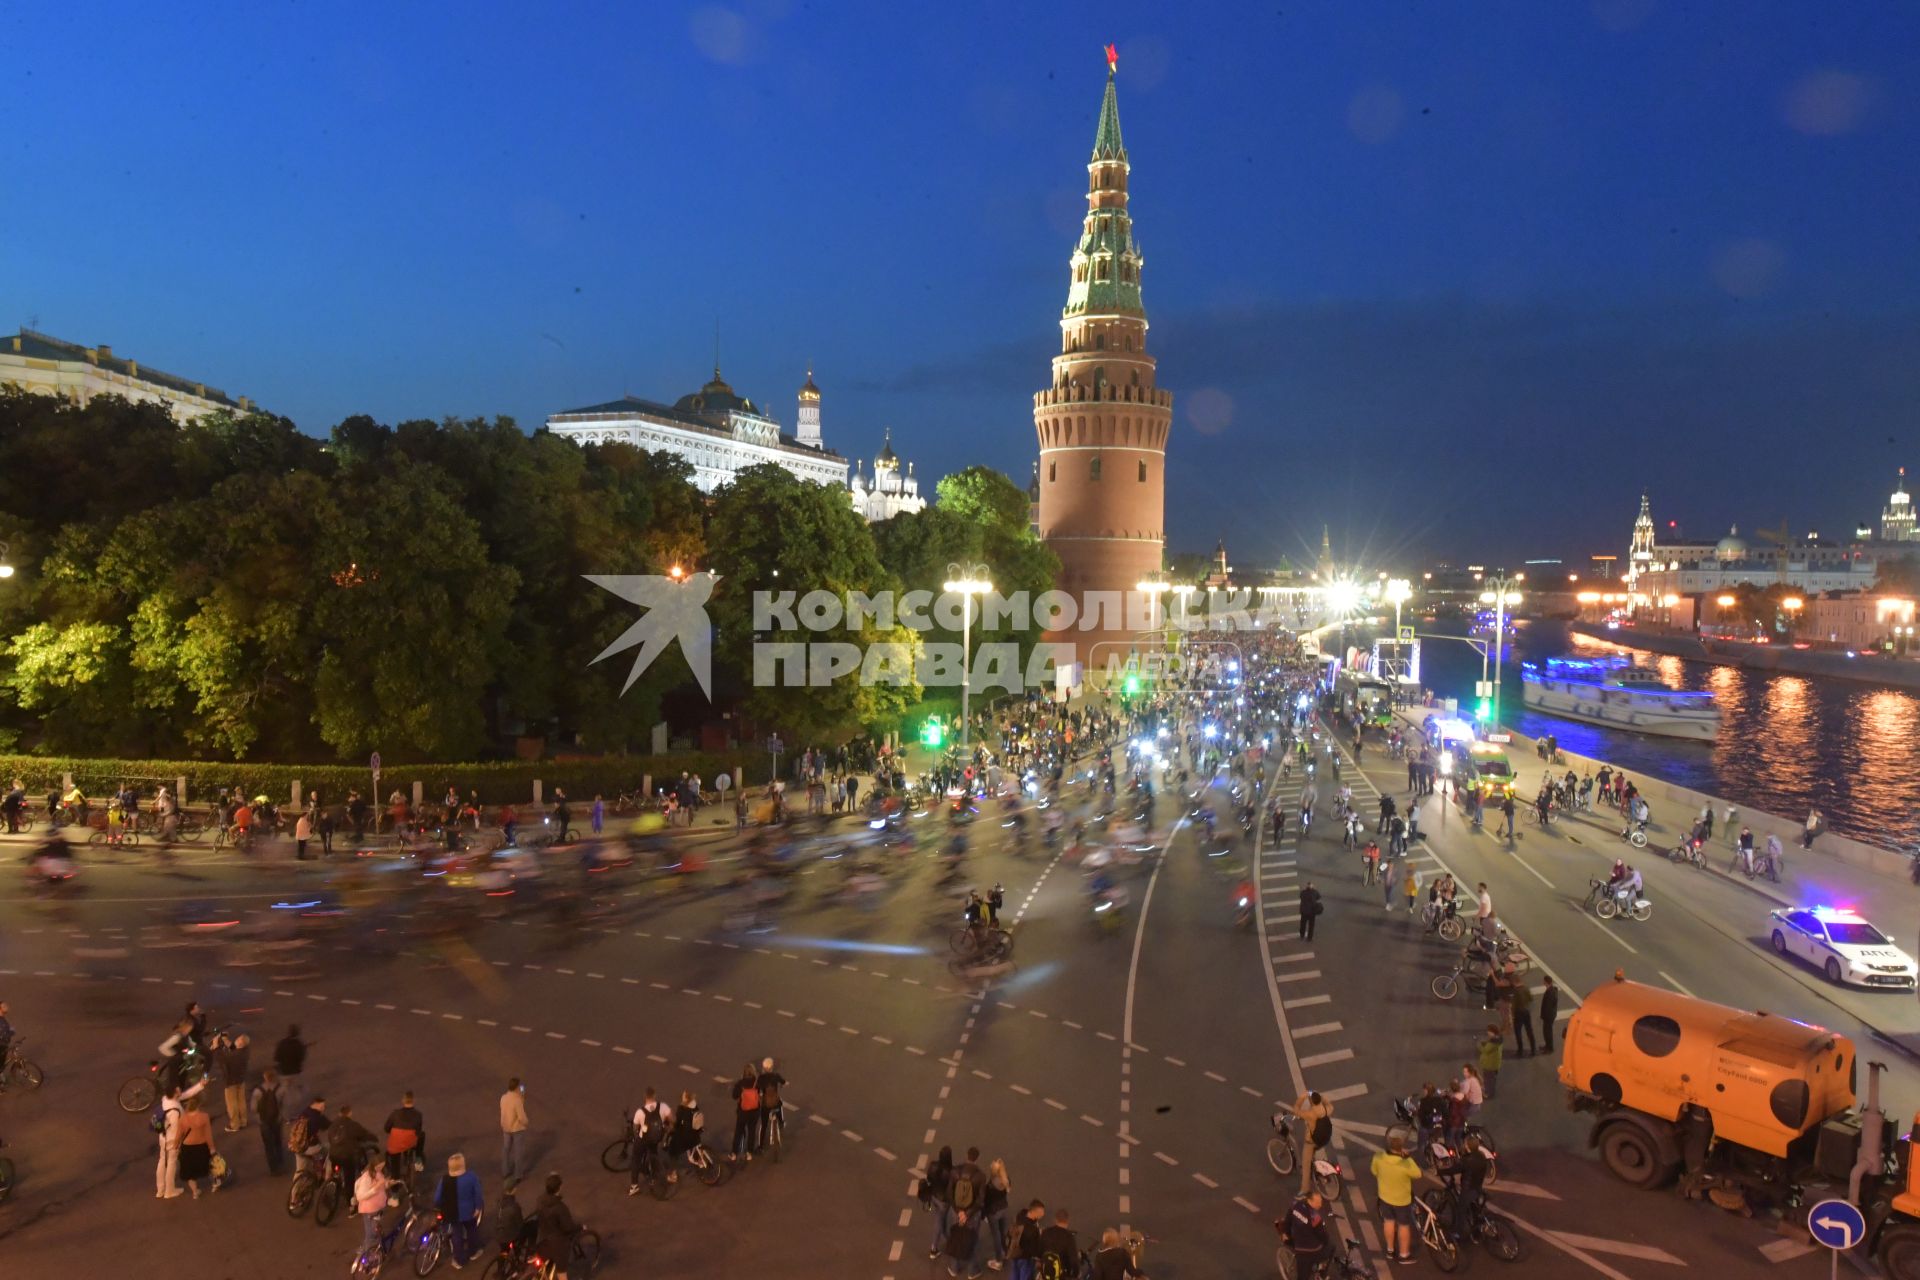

{"left": 5, "top": 1, "right": 1917, "bottom": 567}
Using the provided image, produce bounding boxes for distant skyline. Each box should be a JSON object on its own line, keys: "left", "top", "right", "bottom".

{"left": 5, "top": 2, "right": 1917, "bottom": 565}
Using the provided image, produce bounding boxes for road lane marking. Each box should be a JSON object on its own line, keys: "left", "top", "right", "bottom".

{"left": 1298, "top": 1048, "right": 1355, "bottom": 1069}
{"left": 1318, "top": 1084, "right": 1369, "bottom": 1103}
{"left": 1292, "top": 1022, "right": 1343, "bottom": 1039}
{"left": 1543, "top": 1231, "right": 1683, "bottom": 1267}
{"left": 1659, "top": 969, "right": 1696, "bottom": 997}
{"left": 1579, "top": 912, "right": 1640, "bottom": 954}
{"left": 1273, "top": 970, "right": 1322, "bottom": 983}
{"left": 1283, "top": 994, "right": 1331, "bottom": 1009}
{"left": 1759, "top": 1239, "right": 1817, "bottom": 1263}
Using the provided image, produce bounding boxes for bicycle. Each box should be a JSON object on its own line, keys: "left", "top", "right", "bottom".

{"left": 761, "top": 1103, "right": 785, "bottom": 1164}
{"left": 525, "top": 1229, "right": 600, "bottom": 1280}
{"left": 1427, "top": 1186, "right": 1525, "bottom": 1262}
{"left": 1266, "top": 1113, "right": 1300, "bottom": 1177}
{"left": 1593, "top": 885, "right": 1653, "bottom": 923}
{"left": 1409, "top": 1193, "right": 1463, "bottom": 1271}
{"left": 950, "top": 923, "right": 1014, "bottom": 961}
{"left": 682, "top": 1140, "right": 733, "bottom": 1187}
{"left": 87, "top": 827, "right": 140, "bottom": 849}
{"left": 414, "top": 1207, "right": 484, "bottom": 1275}
{"left": 351, "top": 1206, "right": 413, "bottom": 1279}
{"left": 1, "top": 1039, "right": 45, "bottom": 1091}
{"left": 1276, "top": 1235, "right": 1374, "bottom": 1280}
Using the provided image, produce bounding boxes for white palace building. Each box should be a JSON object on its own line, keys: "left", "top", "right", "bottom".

{"left": 545, "top": 365, "right": 924, "bottom": 522}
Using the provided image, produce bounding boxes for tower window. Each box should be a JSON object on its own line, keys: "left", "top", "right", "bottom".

{"left": 1048, "top": 461, "right": 1056, "bottom": 483}
{"left": 1095, "top": 334, "right": 1105, "bottom": 351}
{"left": 1138, "top": 460, "right": 1147, "bottom": 482}
{"left": 1090, "top": 456, "right": 1102, "bottom": 481}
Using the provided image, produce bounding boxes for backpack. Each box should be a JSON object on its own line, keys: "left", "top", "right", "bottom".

{"left": 149, "top": 1101, "right": 170, "bottom": 1135}
{"left": 1036, "top": 1254, "right": 1066, "bottom": 1280}
{"left": 255, "top": 1085, "right": 282, "bottom": 1127}
{"left": 1310, "top": 1113, "right": 1333, "bottom": 1147}
{"left": 738, "top": 1084, "right": 760, "bottom": 1111}
{"left": 952, "top": 1171, "right": 977, "bottom": 1210}
{"left": 762, "top": 1077, "right": 781, "bottom": 1107}
{"left": 286, "top": 1113, "right": 312, "bottom": 1153}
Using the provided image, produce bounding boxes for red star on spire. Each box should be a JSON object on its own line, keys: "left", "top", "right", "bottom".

{"left": 1105, "top": 43, "right": 1118, "bottom": 73}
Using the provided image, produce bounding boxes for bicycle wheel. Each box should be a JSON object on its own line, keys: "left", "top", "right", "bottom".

{"left": 8, "top": 1058, "right": 44, "bottom": 1090}
{"left": 1266, "top": 1134, "right": 1297, "bottom": 1176}
{"left": 88, "top": 830, "right": 108, "bottom": 847}
{"left": 950, "top": 928, "right": 978, "bottom": 954}
{"left": 1276, "top": 1244, "right": 1297, "bottom": 1280}
{"left": 1426, "top": 1230, "right": 1462, "bottom": 1273}
{"left": 414, "top": 1228, "right": 444, "bottom": 1276}
{"left": 287, "top": 1171, "right": 319, "bottom": 1217}
{"left": 1431, "top": 972, "right": 1459, "bottom": 1001}
{"left": 1483, "top": 1214, "right": 1525, "bottom": 1261}
{"left": 1436, "top": 916, "right": 1464, "bottom": 942}
{"left": 315, "top": 1176, "right": 344, "bottom": 1225}
{"left": 696, "top": 1152, "right": 730, "bottom": 1187}
{"left": 118, "top": 1075, "right": 157, "bottom": 1114}
{"left": 1594, "top": 895, "right": 1617, "bottom": 920}
{"left": 349, "top": 1250, "right": 381, "bottom": 1280}
{"left": 1630, "top": 900, "right": 1653, "bottom": 922}
{"left": 479, "top": 1256, "right": 511, "bottom": 1280}
{"left": 600, "top": 1138, "right": 632, "bottom": 1173}
{"left": 1312, "top": 1162, "right": 1343, "bottom": 1201}
{"left": 648, "top": 1169, "right": 680, "bottom": 1201}
{"left": 571, "top": 1229, "right": 602, "bottom": 1277}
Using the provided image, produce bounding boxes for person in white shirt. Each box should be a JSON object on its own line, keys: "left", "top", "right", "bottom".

{"left": 1474, "top": 883, "right": 1496, "bottom": 939}
{"left": 155, "top": 1086, "right": 185, "bottom": 1198}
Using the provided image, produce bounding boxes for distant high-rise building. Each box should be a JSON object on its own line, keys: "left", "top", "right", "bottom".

{"left": 1627, "top": 492, "right": 1656, "bottom": 583}
{"left": 1032, "top": 50, "right": 1173, "bottom": 678}
{"left": 1882, "top": 467, "right": 1917, "bottom": 542}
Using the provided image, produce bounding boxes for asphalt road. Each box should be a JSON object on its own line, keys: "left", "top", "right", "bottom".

{"left": 0, "top": 695, "right": 1889, "bottom": 1280}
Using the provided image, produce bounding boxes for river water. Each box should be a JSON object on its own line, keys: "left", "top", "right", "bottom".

{"left": 1409, "top": 620, "right": 1920, "bottom": 851}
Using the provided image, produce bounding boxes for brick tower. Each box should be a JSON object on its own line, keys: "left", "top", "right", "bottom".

{"left": 1033, "top": 49, "right": 1173, "bottom": 679}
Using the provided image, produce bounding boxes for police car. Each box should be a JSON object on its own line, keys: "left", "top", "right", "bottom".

{"left": 1768, "top": 907, "right": 1919, "bottom": 989}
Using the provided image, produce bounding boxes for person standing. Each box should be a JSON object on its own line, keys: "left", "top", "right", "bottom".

{"left": 500, "top": 1077, "right": 528, "bottom": 1181}
{"left": 384, "top": 1089, "right": 426, "bottom": 1171}
{"left": 293, "top": 808, "right": 312, "bottom": 861}
{"left": 1538, "top": 978, "right": 1560, "bottom": 1053}
{"left": 1474, "top": 882, "right": 1496, "bottom": 939}
{"left": 1499, "top": 793, "right": 1516, "bottom": 839}
{"left": 1298, "top": 882, "right": 1322, "bottom": 941}
{"left": 981, "top": 1157, "right": 1013, "bottom": 1271}
{"left": 1286, "top": 1090, "right": 1334, "bottom": 1195}
{"left": 432, "top": 1152, "right": 484, "bottom": 1269}
{"left": 1510, "top": 976, "right": 1537, "bottom": 1057}
{"left": 1802, "top": 807, "right": 1823, "bottom": 850}
{"left": 355, "top": 1155, "right": 393, "bottom": 1257}
{"left": 316, "top": 798, "right": 336, "bottom": 857}
{"left": 1478, "top": 1026, "right": 1504, "bottom": 1100}
{"left": 728, "top": 1062, "right": 761, "bottom": 1163}
{"left": 177, "top": 1094, "right": 218, "bottom": 1198}
{"left": 155, "top": 1084, "right": 185, "bottom": 1199}
{"left": 923, "top": 1146, "right": 956, "bottom": 1260}
{"left": 1369, "top": 1136, "right": 1423, "bottom": 1264}
{"left": 216, "top": 1031, "right": 251, "bottom": 1133}
{"left": 251, "top": 1068, "right": 288, "bottom": 1175}
{"left": 1402, "top": 864, "right": 1419, "bottom": 915}
{"left": 273, "top": 1024, "right": 310, "bottom": 1104}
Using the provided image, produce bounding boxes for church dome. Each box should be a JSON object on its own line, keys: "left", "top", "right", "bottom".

{"left": 799, "top": 367, "right": 820, "bottom": 403}
{"left": 874, "top": 427, "right": 900, "bottom": 472}
{"left": 1715, "top": 525, "right": 1747, "bottom": 560}
{"left": 675, "top": 367, "right": 756, "bottom": 416}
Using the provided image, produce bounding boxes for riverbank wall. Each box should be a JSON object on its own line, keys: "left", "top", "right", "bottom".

{"left": 1570, "top": 621, "right": 1920, "bottom": 691}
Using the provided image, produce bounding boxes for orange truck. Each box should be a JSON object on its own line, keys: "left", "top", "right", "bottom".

{"left": 1559, "top": 978, "right": 1920, "bottom": 1275}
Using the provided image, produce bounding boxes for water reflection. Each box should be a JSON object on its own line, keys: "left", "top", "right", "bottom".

{"left": 1417, "top": 622, "right": 1920, "bottom": 849}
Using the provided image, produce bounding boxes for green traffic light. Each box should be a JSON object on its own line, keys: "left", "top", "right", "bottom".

{"left": 1123, "top": 673, "right": 1141, "bottom": 695}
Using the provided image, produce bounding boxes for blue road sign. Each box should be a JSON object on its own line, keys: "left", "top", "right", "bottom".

{"left": 1807, "top": 1198, "right": 1866, "bottom": 1251}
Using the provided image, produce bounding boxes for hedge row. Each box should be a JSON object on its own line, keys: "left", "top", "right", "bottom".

{"left": 0, "top": 751, "right": 762, "bottom": 806}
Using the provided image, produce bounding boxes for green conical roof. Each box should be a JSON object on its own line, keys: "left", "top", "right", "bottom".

{"left": 1092, "top": 67, "right": 1125, "bottom": 162}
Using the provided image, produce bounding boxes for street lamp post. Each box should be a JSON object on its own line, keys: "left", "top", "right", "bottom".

{"left": 1385, "top": 578, "right": 1412, "bottom": 686}
{"left": 943, "top": 562, "right": 993, "bottom": 749}
{"left": 1135, "top": 575, "right": 1171, "bottom": 632}
{"left": 1478, "top": 575, "right": 1523, "bottom": 730}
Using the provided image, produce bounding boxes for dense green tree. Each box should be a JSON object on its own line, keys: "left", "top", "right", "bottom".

{"left": 708, "top": 464, "right": 919, "bottom": 742}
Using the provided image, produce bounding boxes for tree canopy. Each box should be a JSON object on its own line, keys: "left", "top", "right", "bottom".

{"left": 0, "top": 389, "right": 1051, "bottom": 761}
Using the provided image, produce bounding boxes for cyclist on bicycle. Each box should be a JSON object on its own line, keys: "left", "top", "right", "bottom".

{"left": 534, "top": 1173, "right": 583, "bottom": 1280}
{"left": 1278, "top": 1188, "right": 1332, "bottom": 1277}
{"left": 627, "top": 1087, "right": 671, "bottom": 1195}
{"left": 354, "top": 1153, "right": 396, "bottom": 1256}
{"left": 495, "top": 1177, "right": 536, "bottom": 1260}
{"left": 1435, "top": 1129, "right": 1498, "bottom": 1246}
{"left": 328, "top": 1103, "right": 377, "bottom": 1190}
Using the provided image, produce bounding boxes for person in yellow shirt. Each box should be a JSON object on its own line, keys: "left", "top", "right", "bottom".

{"left": 1369, "top": 1135, "right": 1429, "bottom": 1263}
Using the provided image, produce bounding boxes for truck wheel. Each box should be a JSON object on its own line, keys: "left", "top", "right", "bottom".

{"left": 1599, "top": 1123, "right": 1673, "bottom": 1188}
{"left": 1878, "top": 1223, "right": 1920, "bottom": 1280}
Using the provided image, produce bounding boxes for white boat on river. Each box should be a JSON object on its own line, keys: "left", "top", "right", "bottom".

{"left": 1520, "top": 657, "right": 1720, "bottom": 742}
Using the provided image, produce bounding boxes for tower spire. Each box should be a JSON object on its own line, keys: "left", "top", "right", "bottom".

{"left": 1093, "top": 48, "right": 1126, "bottom": 161}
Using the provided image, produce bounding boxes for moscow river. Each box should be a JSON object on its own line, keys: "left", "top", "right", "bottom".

{"left": 1410, "top": 620, "right": 1920, "bottom": 852}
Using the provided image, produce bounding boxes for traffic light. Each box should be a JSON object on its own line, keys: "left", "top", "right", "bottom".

{"left": 1476, "top": 698, "right": 1492, "bottom": 721}
{"left": 919, "top": 717, "right": 945, "bottom": 748}
{"left": 1123, "top": 672, "right": 1142, "bottom": 696}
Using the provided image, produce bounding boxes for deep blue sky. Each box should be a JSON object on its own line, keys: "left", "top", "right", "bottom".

{"left": 6, "top": 1, "right": 1918, "bottom": 567}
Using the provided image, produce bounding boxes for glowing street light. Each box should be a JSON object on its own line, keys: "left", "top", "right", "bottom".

{"left": 1385, "top": 578, "right": 1412, "bottom": 678}
{"left": 942, "top": 562, "right": 994, "bottom": 748}
{"left": 1136, "top": 575, "right": 1171, "bottom": 629}
{"left": 1477, "top": 575, "right": 1523, "bottom": 729}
